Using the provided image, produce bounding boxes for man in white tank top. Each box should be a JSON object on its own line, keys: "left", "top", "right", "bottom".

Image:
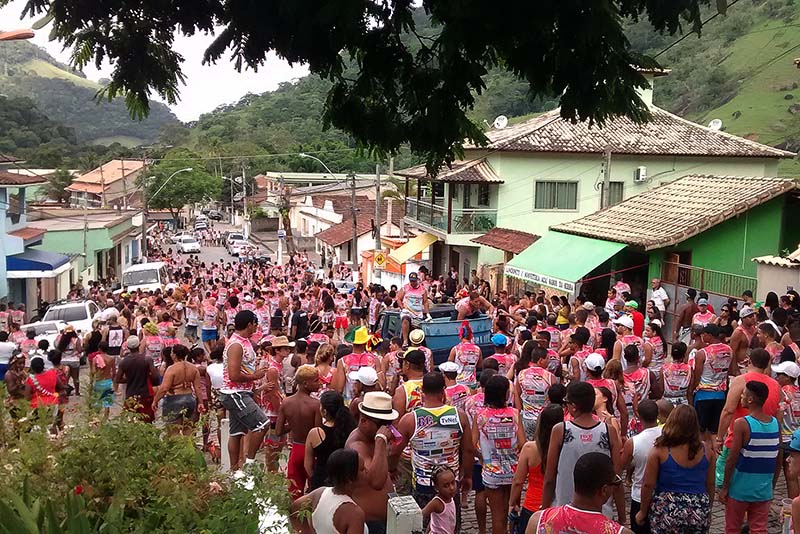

{"left": 621, "top": 400, "right": 661, "bottom": 532}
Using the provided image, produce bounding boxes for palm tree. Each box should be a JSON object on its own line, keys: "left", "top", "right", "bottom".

{"left": 44, "top": 168, "right": 73, "bottom": 203}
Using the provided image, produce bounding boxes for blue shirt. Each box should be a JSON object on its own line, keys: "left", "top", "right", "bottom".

{"left": 729, "top": 415, "right": 779, "bottom": 502}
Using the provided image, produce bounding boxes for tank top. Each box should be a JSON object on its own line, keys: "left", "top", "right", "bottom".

{"left": 696, "top": 343, "right": 732, "bottom": 392}
{"left": 428, "top": 496, "right": 456, "bottom": 534}
{"left": 224, "top": 307, "right": 238, "bottom": 326}
{"left": 445, "top": 383, "right": 470, "bottom": 410}
{"left": 662, "top": 362, "right": 691, "bottom": 402}
{"left": 645, "top": 336, "right": 665, "bottom": 376}
{"left": 724, "top": 372, "right": 780, "bottom": 448}
{"left": 523, "top": 466, "right": 545, "bottom": 511}
{"left": 544, "top": 327, "right": 561, "bottom": 351}
{"left": 454, "top": 342, "right": 481, "bottom": 389}
{"left": 518, "top": 367, "right": 556, "bottom": 424}
{"left": 621, "top": 335, "right": 644, "bottom": 362}
{"left": 623, "top": 367, "right": 651, "bottom": 430}
{"left": 309, "top": 426, "right": 337, "bottom": 490}
{"left": 569, "top": 347, "right": 592, "bottom": 382}
{"left": 201, "top": 305, "right": 218, "bottom": 330}
{"left": 156, "top": 321, "right": 172, "bottom": 337}
{"left": 143, "top": 335, "right": 164, "bottom": 364}
{"left": 311, "top": 487, "right": 366, "bottom": 534}
{"left": 221, "top": 333, "right": 257, "bottom": 393}
{"left": 586, "top": 377, "right": 618, "bottom": 413}
{"left": 0, "top": 311, "right": 8, "bottom": 332}
{"left": 402, "top": 283, "right": 425, "bottom": 316}
{"left": 781, "top": 384, "right": 800, "bottom": 442}
{"left": 656, "top": 448, "right": 709, "bottom": 494}
{"left": 59, "top": 337, "right": 79, "bottom": 363}
{"left": 546, "top": 349, "right": 561, "bottom": 377}
{"left": 341, "top": 352, "right": 378, "bottom": 403}
{"left": 402, "top": 378, "right": 424, "bottom": 412}
{"left": 555, "top": 420, "right": 610, "bottom": 506}
{"left": 410, "top": 405, "right": 463, "bottom": 489}
{"left": 107, "top": 325, "right": 124, "bottom": 356}
{"left": 729, "top": 415, "right": 780, "bottom": 502}
{"left": 19, "top": 338, "right": 38, "bottom": 356}
{"left": 476, "top": 406, "right": 519, "bottom": 487}
{"left": 536, "top": 505, "right": 624, "bottom": 534}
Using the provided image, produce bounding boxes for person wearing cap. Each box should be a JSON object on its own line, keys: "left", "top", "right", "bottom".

{"left": 448, "top": 322, "right": 483, "bottom": 392}
{"left": 515, "top": 344, "right": 558, "bottom": 441}
{"left": 772, "top": 360, "right": 800, "bottom": 498}
{"left": 116, "top": 335, "right": 161, "bottom": 424}
{"left": 486, "top": 333, "right": 514, "bottom": 377}
{"left": 560, "top": 327, "right": 592, "bottom": 383}
{"left": 674, "top": 288, "right": 700, "bottom": 345}
{"left": 390, "top": 348, "right": 427, "bottom": 495}
{"left": 408, "top": 329, "right": 434, "bottom": 373}
{"left": 585, "top": 352, "right": 629, "bottom": 435}
{"left": 393, "top": 372, "right": 473, "bottom": 527}
{"left": 612, "top": 314, "right": 643, "bottom": 363}
{"left": 396, "top": 272, "right": 431, "bottom": 347}
{"left": 692, "top": 298, "right": 717, "bottom": 327}
{"left": 439, "top": 360, "right": 469, "bottom": 409}
{"left": 730, "top": 306, "right": 756, "bottom": 374}
{"left": 275, "top": 364, "right": 322, "bottom": 499}
{"left": 345, "top": 391, "right": 397, "bottom": 533}
{"left": 347, "top": 366, "right": 382, "bottom": 419}
{"left": 332, "top": 326, "right": 379, "bottom": 405}
{"left": 623, "top": 300, "right": 645, "bottom": 338}
{"left": 455, "top": 290, "right": 494, "bottom": 321}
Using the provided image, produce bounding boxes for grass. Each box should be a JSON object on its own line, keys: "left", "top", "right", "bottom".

{"left": 20, "top": 59, "right": 101, "bottom": 90}
{"left": 690, "top": 13, "right": 800, "bottom": 175}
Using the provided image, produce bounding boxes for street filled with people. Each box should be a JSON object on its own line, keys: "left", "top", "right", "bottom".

{"left": 5, "top": 228, "right": 800, "bottom": 534}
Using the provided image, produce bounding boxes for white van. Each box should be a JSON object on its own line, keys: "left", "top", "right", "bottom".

{"left": 121, "top": 262, "right": 170, "bottom": 292}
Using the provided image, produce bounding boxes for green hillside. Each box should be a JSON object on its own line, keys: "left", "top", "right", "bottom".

{"left": 0, "top": 41, "right": 178, "bottom": 145}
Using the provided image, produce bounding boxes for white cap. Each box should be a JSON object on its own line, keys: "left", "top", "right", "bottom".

{"left": 584, "top": 353, "right": 606, "bottom": 373}
{"left": 348, "top": 366, "right": 378, "bottom": 386}
{"left": 772, "top": 361, "right": 800, "bottom": 379}
{"left": 439, "top": 361, "right": 459, "bottom": 373}
{"left": 244, "top": 295, "right": 252, "bottom": 302}
{"left": 613, "top": 315, "right": 634, "bottom": 330}
{"left": 583, "top": 302, "right": 595, "bottom": 311}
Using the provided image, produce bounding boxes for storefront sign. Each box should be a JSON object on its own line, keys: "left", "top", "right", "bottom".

{"left": 504, "top": 265, "right": 576, "bottom": 292}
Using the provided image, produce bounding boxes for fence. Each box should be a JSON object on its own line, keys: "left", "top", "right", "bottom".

{"left": 660, "top": 261, "right": 757, "bottom": 298}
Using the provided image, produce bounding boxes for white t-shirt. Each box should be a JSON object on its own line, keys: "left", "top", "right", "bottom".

{"left": 207, "top": 362, "right": 224, "bottom": 390}
{"left": 0, "top": 341, "right": 16, "bottom": 365}
{"left": 631, "top": 425, "right": 663, "bottom": 501}
{"left": 650, "top": 287, "right": 669, "bottom": 313}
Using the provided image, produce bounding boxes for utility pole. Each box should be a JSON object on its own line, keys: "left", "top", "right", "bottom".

{"left": 140, "top": 151, "right": 148, "bottom": 260}
{"left": 120, "top": 158, "right": 128, "bottom": 209}
{"left": 82, "top": 199, "right": 88, "bottom": 280}
{"left": 350, "top": 172, "right": 358, "bottom": 265}
{"left": 601, "top": 147, "right": 612, "bottom": 209}
{"left": 374, "top": 163, "right": 382, "bottom": 251}
{"left": 241, "top": 163, "right": 248, "bottom": 238}
{"left": 99, "top": 163, "right": 107, "bottom": 208}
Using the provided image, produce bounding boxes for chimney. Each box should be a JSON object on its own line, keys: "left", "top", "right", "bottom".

{"left": 386, "top": 198, "right": 393, "bottom": 233}
{"left": 635, "top": 68, "right": 669, "bottom": 108}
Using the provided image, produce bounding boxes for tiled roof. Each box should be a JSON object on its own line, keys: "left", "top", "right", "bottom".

{"left": 310, "top": 195, "right": 371, "bottom": 215}
{"left": 0, "top": 170, "right": 46, "bottom": 186}
{"left": 552, "top": 175, "right": 798, "bottom": 251}
{"left": 471, "top": 227, "right": 540, "bottom": 254}
{"left": 8, "top": 227, "right": 46, "bottom": 240}
{"left": 396, "top": 158, "right": 504, "bottom": 182}
{"left": 65, "top": 181, "right": 103, "bottom": 194}
{"left": 68, "top": 159, "right": 144, "bottom": 189}
{"left": 316, "top": 200, "right": 402, "bottom": 246}
{"left": 753, "top": 243, "right": 800, "bottom": 268}
{"left": 467, "top": 107, "right": 795, "bottom": 158}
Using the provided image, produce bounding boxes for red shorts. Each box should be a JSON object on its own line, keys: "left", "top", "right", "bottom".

{"left": 287, "top": 442, "right": 307, "bottom": 499}
{"left": 334, "top": 316, "right": 348, "bottom": 330}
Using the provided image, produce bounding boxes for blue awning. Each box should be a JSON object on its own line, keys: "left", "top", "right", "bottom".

{"left": 7, "top": 249, "right": 71, "bottom": 278}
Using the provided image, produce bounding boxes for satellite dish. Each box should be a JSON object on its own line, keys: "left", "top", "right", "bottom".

{"left": 708, "top": 119, "right": 723, "bottom": 131}
{"left": 492, "top": 115, "right": 508, "bottom": 129}
{"left": 232, "top": 192, "right": 245, "bottom": 202}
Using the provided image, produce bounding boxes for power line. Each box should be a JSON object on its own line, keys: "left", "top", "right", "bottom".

{"left": 653, "top": 0, "right": 743, "bottom": 59}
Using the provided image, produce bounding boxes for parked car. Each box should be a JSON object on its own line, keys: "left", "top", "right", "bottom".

{"left": 20, "top": 320, "right": 69, "bottom": 348}
{"left": 177, "top": 235, "right": 201, "bottom": 253}
{"left": 41, "top": 300, "right": 100, "bottom": 334}
{"left": 120, "top": 262, "right": 169, "bottom": 293}
{"left": 208, "top": 210, "right": 223, "bottom": 221}
{"left": 225, "top": 232, "right": 244, "bottom": 251}
{"left": 332, "top": 280, "right": 357, "bottom": 294}
{"left": 229, "top": 239, "right": 251, "bottom": 256}
{"left": 194, "top": 222, "right": 208, "bottom": 232}
{"left": 170, "top": 231, "right": 193, "bottom": 244}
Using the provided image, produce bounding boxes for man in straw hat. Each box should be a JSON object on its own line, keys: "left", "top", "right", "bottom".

{"left": 346, "top": 391, "right": 397, "bottom": 534}
{"left": 408, "top": 328, "right": 433, "bottom": 372}
{"left": 262, "top": 334, "right": 295, "bottom": 472}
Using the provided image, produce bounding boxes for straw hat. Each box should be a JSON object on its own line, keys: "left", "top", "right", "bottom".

{"left": 358, "top": 391, "right": 399, "bottom": 421}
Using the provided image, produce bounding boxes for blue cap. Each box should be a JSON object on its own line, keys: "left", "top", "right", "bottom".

{"left": 789, "top": 428, "right": 800, "bottom": 453}
{"left": 491, "top": 333, "right": 507, "bottom": 346}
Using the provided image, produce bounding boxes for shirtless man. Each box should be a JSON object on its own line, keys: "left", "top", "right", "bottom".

{"left": 345, "top": 391, "right": 396, "bottom": 534}
{"left": 455, "top": 290, "right": 494, "bottom": 321}
{"left": 276, "top": 365, "right": 322, "bottom": 499}
{"left": 729, "top": 306, "right": 756, "bottom": 374}
{"left": 673, "top": 288, "right": 699, "bottom": 345}
{"left": 396, "top": 272, "right": 431, "bottom": 346}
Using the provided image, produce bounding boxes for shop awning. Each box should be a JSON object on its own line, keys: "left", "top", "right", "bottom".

{"left": 6, "top": 249, "right": 71, "bottom": 279}
{"left": 389, "top": 232, "right": 439, "bottom": 264}
{"left": 504, "top": 231, "right": 626, "bottom": 292}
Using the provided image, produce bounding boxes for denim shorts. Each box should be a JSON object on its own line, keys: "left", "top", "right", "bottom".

{"left": 201, "top": 329, "right": 218, "bottom": 342}
{"left": 161, "top": 393, "right": 196, "bottom": 423}
{"left": 220, "top": 391, "right": 270, "bottom": 436}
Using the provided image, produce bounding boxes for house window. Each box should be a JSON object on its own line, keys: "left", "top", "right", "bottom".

{"left": 534, "top": 181, "right": 578, "bottom": 210}
{"left": 464, "top": 185, "right": 472, "bottom": 207}
{"left": 478, "top": 184, "right": 490, "bottom": 206}
{"left": 600, "top": 181, "right": 624, "bottom": 207}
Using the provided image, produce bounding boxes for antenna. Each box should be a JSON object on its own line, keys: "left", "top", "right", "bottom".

{"left": 492, "top": 115, "right": 508, "bottom": 129}
{"left": 708, "top": 119, "right": 723, "bottom": 131}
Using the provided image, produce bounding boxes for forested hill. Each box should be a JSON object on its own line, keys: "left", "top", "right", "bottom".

{"left": 189, "top": 0, "right": 800, "bottom": 175}
{"left": 0, "top": 40, "right": 178, "bottom": 146}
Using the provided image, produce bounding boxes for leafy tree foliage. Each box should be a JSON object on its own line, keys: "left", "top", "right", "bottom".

{"left": 146, "top": 148, "right": 221, "bottom": 219}
{"left": 43, "top": 168, "right": 73, "bottom": 203}
{"left": 13, "top": 0, "right": 719, "bottom": 172}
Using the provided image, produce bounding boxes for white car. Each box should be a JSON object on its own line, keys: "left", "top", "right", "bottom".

{"left": 177, "top": 235, "right": 201, "bottom": 253}
{"left": 225, "top": 232, "right": 244, "bottom": 251}
{"left": 41, "top": 300, "right": 99, "bottom": 334}
{"left": 171, "top": 232, "right": 193, "bottom": 244}
{"left": 229, "top": 239, "right": 251, "bottom": 256}
{"left": 20, "top": 320, "right": 69, "bottom": 349}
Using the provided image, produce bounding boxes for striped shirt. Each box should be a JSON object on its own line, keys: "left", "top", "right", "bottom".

{"left": 729, "top": 415, "right": 779, "bottom": 502}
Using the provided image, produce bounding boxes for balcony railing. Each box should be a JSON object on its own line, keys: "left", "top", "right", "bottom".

{"left": 406, "top": 199, "right": 497, "bottom": 234}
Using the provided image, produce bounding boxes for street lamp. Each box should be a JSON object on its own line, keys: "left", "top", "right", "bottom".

{"left": 140, "top": 167, "right": 192, "bottom": 260}
{"left": 298, "top": 152, "right": 336, "bottom": 177}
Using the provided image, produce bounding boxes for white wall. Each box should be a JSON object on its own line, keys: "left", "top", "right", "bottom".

{"left": 756, "top": 264, "right": 800, "bottom": 299}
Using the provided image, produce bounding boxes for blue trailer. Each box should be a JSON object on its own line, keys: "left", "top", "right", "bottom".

{"left": 378, "top": 306, "right": 495, "bottom": 366}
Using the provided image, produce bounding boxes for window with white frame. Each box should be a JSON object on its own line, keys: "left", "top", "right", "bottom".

{"left": 534, "top": 181, "right": 578, "bottom": 210}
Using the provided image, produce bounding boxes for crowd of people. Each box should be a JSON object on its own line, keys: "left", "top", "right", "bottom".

{"left": 5, "top": 228, "right": 800, "bottom": 534}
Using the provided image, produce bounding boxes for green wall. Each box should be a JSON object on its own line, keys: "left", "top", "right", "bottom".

{"left": 647, "top": 196, "right": 786, "bottom": 281}
{"left": 38, "top": 228, "right": 113, "bottom": 272}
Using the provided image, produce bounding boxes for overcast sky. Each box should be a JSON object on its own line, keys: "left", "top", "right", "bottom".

{"left": 0, "top": 0, "right": 308, "bottom": 121}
